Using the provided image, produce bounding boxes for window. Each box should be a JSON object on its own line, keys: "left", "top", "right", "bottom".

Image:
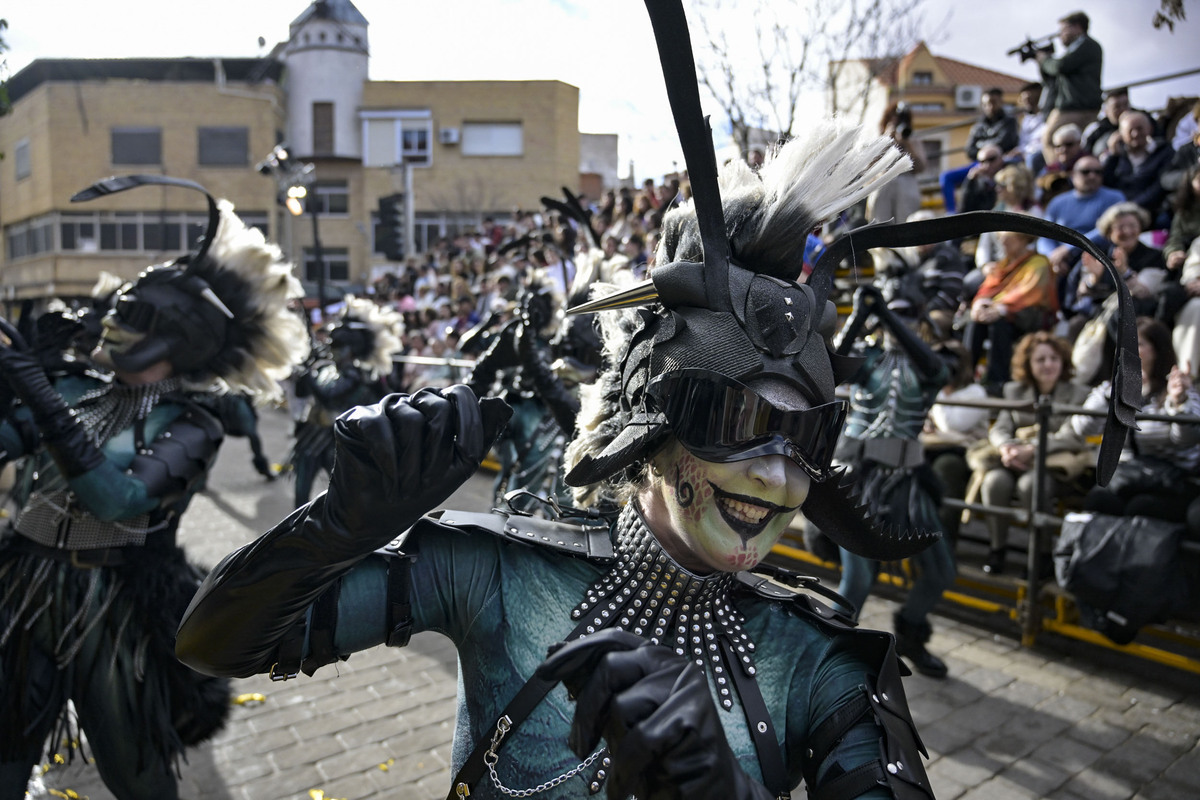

{"left": 5, "top": 218, "right": 56, "bottom": 261}
{"left": 198, "top": 126, "right": 250, "bottom": 166}
{"left": 920, "top": 139, "right": 944, "bottom": 177}
{"left": 14, "top": 139, "right": 31, "bottom": 181}
{"left": 304, "top": 246, "right": 349, "bottom": 282}
{"left": 461, "top": 123, "right": 524, "bottom": 157}
{"left": 400, "top": 120, "right": 432, "bottom": 165}
{"left": 909, "top": 102, "right": 945, "bottom": 112}
{"left": 911, "top": 71, "right": 934, "bottom": 86}
{"left": 112, "top": 127, "right": 162, "bottom": 165}
{"left": 305, "top": 181, "right": 350, "bottom": 215}
{"left": 313, "top": 102, "right": 334, "bottom": 155}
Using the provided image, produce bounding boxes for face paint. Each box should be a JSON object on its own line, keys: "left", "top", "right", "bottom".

{"left": 647, "top": 441, "right": 811, "bottom": 573}
{"left": 91, "top": 313, "right": 147, "bottom": 369}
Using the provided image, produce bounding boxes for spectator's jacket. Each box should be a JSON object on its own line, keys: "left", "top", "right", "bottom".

{"left": 988, "top": 381, "right": 1091, "bottom": 455}
{"left": 1039, "top": 36, "right": 1103, "bottom": 112}
{"left": 1103, "top": 140, "right": 1176, "bottom": 215}
{"left": 1072, "top": 381, "right": 1200, "bottom": 471}
{"left": 966, "top": 114, "right": 1020, "bottom": 161}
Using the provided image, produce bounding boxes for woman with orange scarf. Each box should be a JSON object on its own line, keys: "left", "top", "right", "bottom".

{"left": 964, "top": 228, "right": 1058, "bottom": 386}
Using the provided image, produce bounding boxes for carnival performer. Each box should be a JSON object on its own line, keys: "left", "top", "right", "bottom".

{"left": 288, "top": 296, "right": 401, "bottom": 507}
{"left": 174, "top": 2, "right": 1146, "bottom": 797}
{"left": 177, "top": 27, "right": 949, "bottom": 800}
{"left": 830, "top": 283, "right": 957, "bottom": 678}
{"left": 0, "top": 174, "right": 307, "bottom": 800}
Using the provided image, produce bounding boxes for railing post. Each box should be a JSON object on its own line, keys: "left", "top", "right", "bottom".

{"left": 1020, "top": 394, "right": 1054, "bottom": 645}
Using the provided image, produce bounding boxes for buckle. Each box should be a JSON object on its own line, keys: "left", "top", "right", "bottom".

{"left": 268, "top": 662, "right": 299, "bottom": 682}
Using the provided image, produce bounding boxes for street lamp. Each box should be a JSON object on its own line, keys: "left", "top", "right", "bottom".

{"left": 256, "top": 146, "right": 328, "bottom": 318}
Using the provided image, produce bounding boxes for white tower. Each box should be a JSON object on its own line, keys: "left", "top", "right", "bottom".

{"left": 283, "top": 0, "right": 369, "bottom": 159}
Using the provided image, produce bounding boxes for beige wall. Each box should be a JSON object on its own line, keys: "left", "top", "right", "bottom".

{"left": 361, "top": 80, "right": 580, "bottom": 214}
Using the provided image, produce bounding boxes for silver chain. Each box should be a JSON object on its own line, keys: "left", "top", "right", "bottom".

{"left": 482, "top": 715, "right": 608, "bottom": 797}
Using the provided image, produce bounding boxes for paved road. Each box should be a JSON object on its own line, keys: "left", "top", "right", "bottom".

{"left": 37, "top": 407, "right": 1200, "bottom": 800}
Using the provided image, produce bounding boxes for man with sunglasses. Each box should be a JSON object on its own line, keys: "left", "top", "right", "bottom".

{"left": 0, "top": 179, "right": 307, "bottom": 800}
{"left": 1040, "top": 155, "right": 1125, "bottom": 278}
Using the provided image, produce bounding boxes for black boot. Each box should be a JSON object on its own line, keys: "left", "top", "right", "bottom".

{"left": 982, "top": 547, "right": 1006, "bottom": 575}
{"left": 893, "top": 612, "right": 948, "bottom": 679}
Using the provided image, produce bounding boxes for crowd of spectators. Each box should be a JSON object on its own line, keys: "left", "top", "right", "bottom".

{"left": 858, "top": 9, "right": 1200, "bottom": 610}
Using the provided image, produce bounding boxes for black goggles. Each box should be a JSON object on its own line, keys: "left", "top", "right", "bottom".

{"left": 645, "top": 369, "right": 846, "bottom": 481}
{"left": 112, "top": 295, "right": 158, "bottom": 333}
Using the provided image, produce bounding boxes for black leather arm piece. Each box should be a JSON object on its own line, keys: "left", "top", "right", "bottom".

{"left": 177, "top": 387, "right": 511, "bottom": 678}
{"left": 517, "top": 324, "right": 580, "bottom": 434}
{"left": 126, "top": 401, "right": 224, "bottom": 503}
{"left": 0, "top": 317, "right": 104, "bottom": 477}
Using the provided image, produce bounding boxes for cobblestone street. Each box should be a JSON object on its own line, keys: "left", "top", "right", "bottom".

{"left": 37, "top": 407, "right": 1200, "bottom": 800}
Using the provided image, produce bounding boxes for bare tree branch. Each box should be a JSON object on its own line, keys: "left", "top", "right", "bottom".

{"left": 694, "top": 0, "right": 928, "bottom": 153}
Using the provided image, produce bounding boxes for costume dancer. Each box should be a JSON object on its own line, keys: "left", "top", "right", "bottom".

{"left": 0, "top": 175, "right": 307, "bottom": 799}
{"left": 288, "top": 296, "right": 401, "bottom": 507}
{"left": 831, "top": 284, "right": 957, "bottom": 677}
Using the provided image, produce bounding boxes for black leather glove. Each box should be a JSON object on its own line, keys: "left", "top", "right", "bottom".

{"left": 177, "top": 386, "right": 511, "bottom": 678}
{"left": 536, "top": 629, "right": 775, "bottom": 800}
{"left": 0, "top": 317, "right": 103, "bottom": 477}
{"left": 325, "top": 385, "right": 512, "bottom": 553}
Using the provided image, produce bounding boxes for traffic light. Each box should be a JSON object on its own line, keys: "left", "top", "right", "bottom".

{"left": 377, "top": 193, "right": 406, "bottom": 261}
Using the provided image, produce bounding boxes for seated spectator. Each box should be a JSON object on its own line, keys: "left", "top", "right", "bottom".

{"left": 890, "top": 210, "right": 969, "bottom": 336}
{"left": 1171, "top": 238, "right": 1200, "bottom": 381}
{"left": 1103, "top": 110, "right": 1175, "bottom": 225}
{"left": 972, "top": 332, "right": 1090, "bottom": 576}
{"left": 1168, "top": 98, "right": 1200, "bottom": 152}
{"left": 960, "top": 144, "right": 1006, "bottom": 213}
{"left": 1062, "top": 202, "right": 1166, "bottom": 340}
{"left": 1071, "top": 318, "right": 1200, "bottom": 526}
{"left": 866, "top": 101, "right": 926, "bottom": 224}
{"left": 1082, "top": 88, "right": 1133, "bottom": 159}
{"left": 940, "top": 89, "right": 1020, "bottom": 213}
{"left": 1040, "top": 155, "right": 1125, "bottom": 281}
{"left": 922, "top": 340, "right": 992, "bottom": 544}
{"left": 1160, "top": 168, "right": 1200, "bottom": 333}
{"left": 964, "top": 227, "right": 1058, "bottom": 387}
{"left": 1160, "top": 123, "right": 1200, "bottom": 198}
{"left": 1013, "top": 82, "right": 1047, "bottom": 174}
{"left": 975, "top": 164, "right": 1042, "bottom": 273}
{"left": 1036, "top": 124, "right": 1086, "bottom": 208}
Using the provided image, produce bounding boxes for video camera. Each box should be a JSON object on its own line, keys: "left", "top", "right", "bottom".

{"left": 1006, "top": 34, "right": 1056, "bottom": 63}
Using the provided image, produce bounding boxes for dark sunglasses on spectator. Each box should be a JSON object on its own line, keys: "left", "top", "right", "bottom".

{"left": 1054, "top": 141, "right": 1079, "bottom": 148}
{"left": 645, "top": 368, "right": 846, "bottom": 481}
{"left": 1075, "top": 168, "right": 1103, "bottom": 175}
{"left": 981, "top": 155, "right": 1001, "bottom": 162}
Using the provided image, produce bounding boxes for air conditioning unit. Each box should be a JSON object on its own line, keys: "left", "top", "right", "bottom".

{"left": 439, "top": 127, "right": 460, "bottom": 145}
{"left": 955, "top": 85, "right": 983, "bottom": 110}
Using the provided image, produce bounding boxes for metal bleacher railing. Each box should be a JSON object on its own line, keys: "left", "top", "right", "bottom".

{"left": 773, "top": 392, "right": 1200, "bottom": 675}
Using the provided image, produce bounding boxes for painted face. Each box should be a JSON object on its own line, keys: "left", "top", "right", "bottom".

{"left": 1029, "top": 342, "right": 1063, "bottom": 389}
{"left": 643, "top": 439, "right": 812, "bottom": 574}
{"left": 90, "top": 311, "right": 147, "bottom": 369}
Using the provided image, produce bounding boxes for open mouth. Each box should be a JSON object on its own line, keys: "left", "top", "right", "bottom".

{"left": 710, "top": 483, "right": 796, "bottom": 544}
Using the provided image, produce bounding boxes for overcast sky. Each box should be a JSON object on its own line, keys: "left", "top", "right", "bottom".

{"left": 5, "top": 0, "right": 1198, "bottom": 183}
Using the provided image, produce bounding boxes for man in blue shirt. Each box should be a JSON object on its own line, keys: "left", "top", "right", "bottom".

{"left": 1040, "top": 155, "right": 1124, "bottom": 275}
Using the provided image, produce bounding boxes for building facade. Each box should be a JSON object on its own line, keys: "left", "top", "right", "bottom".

{"left": 0, "top": 0, "right": 593, "bottom": 310}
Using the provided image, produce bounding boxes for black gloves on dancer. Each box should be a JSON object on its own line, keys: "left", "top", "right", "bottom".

{"left": 177, "top": 386, "right": 511, "bottom": 677}
{"left": 538, "top": 629, "right": 775, "bottom": 800}
{"left": 0, "top": 317, "right": 104, "bottom": 476}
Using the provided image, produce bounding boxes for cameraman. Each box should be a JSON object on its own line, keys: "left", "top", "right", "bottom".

{"left": 866, "top": 101, "right": 927, "bottom": 224}
{"left": 1037, "top": 11, "right": 1103, "bottom": 167}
